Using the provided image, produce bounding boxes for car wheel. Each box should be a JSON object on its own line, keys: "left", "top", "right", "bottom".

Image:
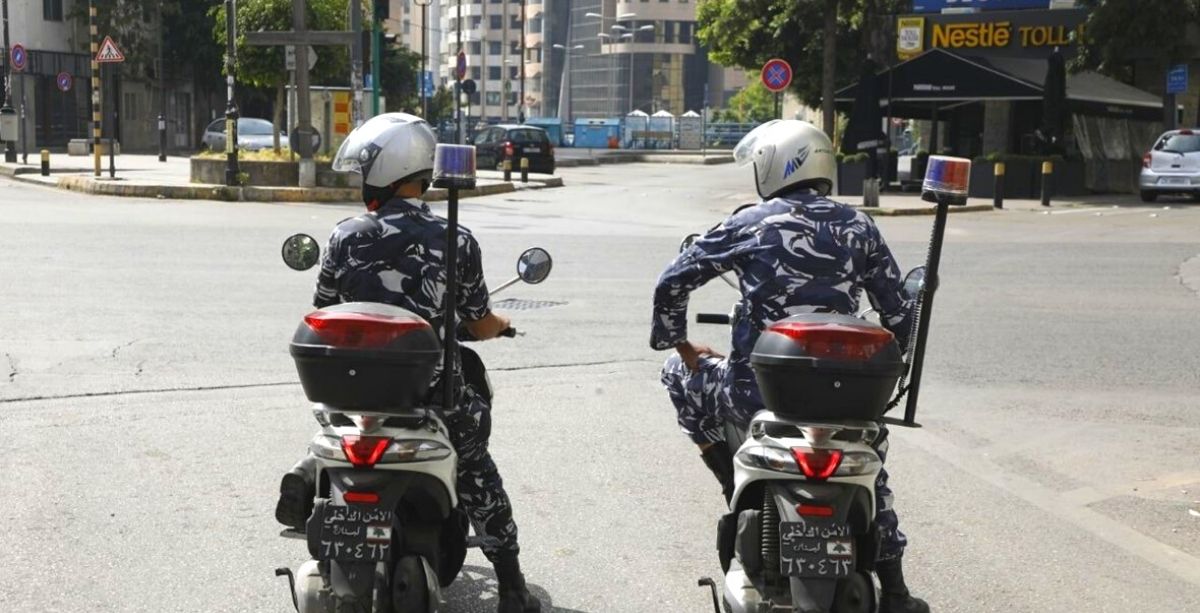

{"left": 1140, "top": 190, "right": 1158, "bottom": 203}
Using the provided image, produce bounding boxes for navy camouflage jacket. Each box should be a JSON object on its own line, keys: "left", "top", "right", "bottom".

{"left": 651, "top": 190, "right": 914, "bottom": 407}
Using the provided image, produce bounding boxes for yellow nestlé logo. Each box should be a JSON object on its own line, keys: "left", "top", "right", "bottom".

{"left": 929, "top": 21, "right": 1082, "bottom": 50}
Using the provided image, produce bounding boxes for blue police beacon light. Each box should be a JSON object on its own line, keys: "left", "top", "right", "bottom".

{"left": 921, "top": 155, "right": 972, "bottom": 206}
{"left": 432, "top": 144, "right": 477, "bottom": 191}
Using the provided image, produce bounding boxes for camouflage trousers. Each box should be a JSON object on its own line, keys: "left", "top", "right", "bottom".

{"left": 442, "top": 382, "right": 520, "bottom": 562}
{"left": 661, "top": 354, "right": 907, "bottom": 561}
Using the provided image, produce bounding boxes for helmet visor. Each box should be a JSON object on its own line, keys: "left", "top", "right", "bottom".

{"left": 733, "top": 120, "right": 781, "bottom": 167}
{"left": 331, "top": 129, "right": 377, "bottom": 174}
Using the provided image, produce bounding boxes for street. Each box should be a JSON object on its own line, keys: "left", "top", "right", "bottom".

{"left": 1, "top": 163, "right": 1199, "bottom": 613}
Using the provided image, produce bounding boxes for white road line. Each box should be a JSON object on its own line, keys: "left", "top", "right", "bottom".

{"left": 905, "top": 427, "right": 1200, "bottom": 586}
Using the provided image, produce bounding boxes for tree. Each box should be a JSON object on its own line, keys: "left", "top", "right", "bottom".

{"left": 1072, "top": 0, "right": 1198, "bottom": 80}
{"left": 716, "top": 82, "right": 776, "bottom": 123}
{"left": 212, "top": 0, "right": 352, "bottom": 151}
{"left": 379, "top": 43, "right": 422, "bottom": 113}
{"left": 697, "top": 0, "right": 907, "bottom": 138}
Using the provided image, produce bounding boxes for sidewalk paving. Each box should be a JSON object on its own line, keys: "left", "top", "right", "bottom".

{"left": 844, "top": 191, "right": 1154, "bottom": 216}
{"left": 0, "top": 153, "right": 563, "bottom": 203}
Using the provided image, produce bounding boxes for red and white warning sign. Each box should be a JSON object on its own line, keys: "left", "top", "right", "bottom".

{"left": 95, "top": 36, "right": 125, "bottom": 63}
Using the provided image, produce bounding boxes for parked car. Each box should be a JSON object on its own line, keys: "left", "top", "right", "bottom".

{"left": 473, "top": 125, "right": 555, "bottom": 174}
{"left": 1140, "top": 129, "right": 1200, "bottom": 202}
{"left": 201, "top": 117, "right": 320, "bottom": 152}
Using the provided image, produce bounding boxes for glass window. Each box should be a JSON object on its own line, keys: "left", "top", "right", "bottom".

{"left": 490, "top": 14, "right": 502, "bottom": 29}
{"left": 510, "top": 16, "right": 521, "bottom": 30}
{"left": 469, "top": 42, "right": 482, "bottom": 54}
{"left": 238, "top": 118, "right": 274, "bottom": 135}
{"left": 489, "top": 41, "right": 502, "bottom": 55}
{"left": 489, "top": 66, "right": 502, "bottom": 80}
{"left": 509, "top": 66, "right": 519, "bottom": 80}
{"left": 663, "top": 21, "right": 676, "bottom": 44}
{"left": 43, "top": 0, "right": 64, "bottom": 21}
{"left": 679, "top": 22, "right": 691, "bottom": 44}
{"left": 486, "top": 92, "right": 501, "bottom": 105}
{"left": 471, "top": 67, "right": 482, "bottom": 80}
{"left": 469, "top": 16, "right": 483, "bottom": 28}
{"left": 403, "top": 19, "right": 411, "bottom": 35}
{"left": 1156, "top": 132, "right": 1200, "bottom": 153}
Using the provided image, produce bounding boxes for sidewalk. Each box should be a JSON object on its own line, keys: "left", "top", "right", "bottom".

{"left": 0, "top": 153, "right": 563, "bottom": 203}
{"left": 555, "top": 148, "right": 734, "bottom": 167}
{"left": 844, "top": 191, "right": 1149, "bottom": 216}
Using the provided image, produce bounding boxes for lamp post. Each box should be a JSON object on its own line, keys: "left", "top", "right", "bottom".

{"left": 415, "top": 0, "right": 431, "bottom": 119}
{"left": 585, "top": 11, "right": 635, "bottom": 118}
{"left": 551, "top": 43, "right": 584, "bottom": 122}
{"left": 223, "top": 0, "right": 239, "bottom": 187}
{"left": 1, "top": 0, "right": 16, "bottom": 164}
{"left": 612, "top": 24, "right": 654, "bottom": 113}
{"left": 157, "top": 0, "right": 167, "bottom": 162}
{"left": 518, "top": 0, "right": 526, "bottom": 123}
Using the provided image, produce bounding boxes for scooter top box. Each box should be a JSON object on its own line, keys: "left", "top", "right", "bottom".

{"left": 290, "top": 302, "right": 442, "bottom": 412}
{"left": 750, "top": 314, "right": 905, "bottom": 421}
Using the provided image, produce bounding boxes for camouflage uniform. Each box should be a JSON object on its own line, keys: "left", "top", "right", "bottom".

{"left": 314, "top": 197, "right": 520, "bottom": 561}
{"left": 652, "top": 190, "right": 914, "bottom": 561}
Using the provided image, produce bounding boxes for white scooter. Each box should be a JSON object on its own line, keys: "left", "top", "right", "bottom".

{"left": 276, "top": 235, "right": 552, "bottom": 612}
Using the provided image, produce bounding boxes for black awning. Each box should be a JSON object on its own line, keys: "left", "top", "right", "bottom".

{"left": 835, "top": 48, "right": 1165, "bottom": 121}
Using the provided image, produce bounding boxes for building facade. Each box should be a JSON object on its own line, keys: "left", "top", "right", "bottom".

{"left": 438, "top": 0, "right": 527, "bottom": 123}
{"left": 386, "top": 0, "right": 442, "bottom": 101}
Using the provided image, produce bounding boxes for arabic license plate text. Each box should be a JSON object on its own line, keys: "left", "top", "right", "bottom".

{"left": 317, "top": 504, "right": 395, "bottom": 562}
{"left": 779, "top": 520, "right": 854, "bottom": 579}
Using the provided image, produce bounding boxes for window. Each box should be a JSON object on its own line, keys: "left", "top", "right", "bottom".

{"left": 469, "top": 92, "right": 481, "bottom": 106}
{"left": 510, "top": 16, "right": 521, "bottom": 30}
{"left": 486, "top": 92, "right": 501, "bottom": 105}
{"left": 679, "top": 22, "right": 691, "bottom": 44}
{"left": 43, "top": 0, "right": 64, "bottom": 21}
{"left": 489, "top": 66, "right": 502, "bottom": 80}
{"left": 469, "top": 16, "right": 483, "bottom": 29}
{"left": 489, "top": 41, "right": 502, "bottom": 55}
{"left": 403, "top": 19, "right": 411, "bottom": 35}
{"left": 490, "top": 15, "right": 502, "bottom": 29}
{"left": 663, "top": 21, "right": 676, "bottom": 44}
{"left": 471, "top": 67, "right": 482, "bottom": 80}
{"left": 469, "top": 42, "right": 482, "bottom": 54}
{"left": 122, "top": 92, "right": 140, "bottom": 121}
{"left": 509, "top": 66, "right": 519, "bottom": 80}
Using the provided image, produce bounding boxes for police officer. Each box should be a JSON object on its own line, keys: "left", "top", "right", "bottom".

{"left": 652, "top": 120, "right": 928, "bottom": 613}
{"left": 276, "top": 113, "right": 540, "bottom": 613}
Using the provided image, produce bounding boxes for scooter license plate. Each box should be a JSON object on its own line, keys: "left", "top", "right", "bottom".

{"left": 315, "top": 504, "right": 395, "bottom": 562}
{"left": 779, "top": 520, "right": 854, "bottom": 579}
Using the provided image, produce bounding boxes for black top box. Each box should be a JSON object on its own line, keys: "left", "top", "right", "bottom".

{"left": 751, "top": 314, "right": 905, "bottom": 422}
{"left": 289, "top": 303, "right": 442, "bottom": 412}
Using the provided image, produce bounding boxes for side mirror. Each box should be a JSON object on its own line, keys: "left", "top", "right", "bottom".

{"left": 282, "top": 233, "right": 321, "bottom": 271}
{"left": 516, "top": 247, "right": 553, "bottom": 284}
{"left": 902, "top": 266, "right": 926, "bottom": 300}
{"left": 679, "top": 233, "right": 700, "bottom": 253}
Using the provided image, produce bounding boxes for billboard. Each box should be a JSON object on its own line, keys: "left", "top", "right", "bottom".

{"left": 897, "top": 8, "right": 1086, "bottom": 59}
{"left": 913, "top": 0, "right": 1052, "bottom": 12}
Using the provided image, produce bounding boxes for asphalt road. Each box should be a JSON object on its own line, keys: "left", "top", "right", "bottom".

{"left": 1, "top": 164, "right": 1199, "bottom": 613}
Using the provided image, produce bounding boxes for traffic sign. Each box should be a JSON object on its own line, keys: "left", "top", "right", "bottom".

{"left": 10, "top": 44, "right": 27, "bottom": 72}
{"left": 423, "top": 71, "right": 434, "bottom": 97}
{"left": 56, "top": 72, "right": 73, "bottom": 92}
{"left": 761, "top": 58, "right": 793, "bottom": 93}
{"left": 1167, "top": 64, "right": 1189, "bottom": 95}
{"left": 456, "top": 51, "right": 467, "bottom": 81}
{"left": 96, "top": 36, "right": 125, "bottom": 63}
{"left": 461, "top": 79, "right": 477, "bottom": 95}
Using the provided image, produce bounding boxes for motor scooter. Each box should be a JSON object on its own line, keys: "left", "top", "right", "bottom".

{"left": 276, "top": 233, "right": 553, "bottom": 613}
{"left": 691, "top": 158, "right": 971, "bottom": 613}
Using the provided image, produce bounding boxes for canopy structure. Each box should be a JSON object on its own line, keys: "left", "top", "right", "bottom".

{"left": 835, "top": 48, "right": 1164, "bottom": 122}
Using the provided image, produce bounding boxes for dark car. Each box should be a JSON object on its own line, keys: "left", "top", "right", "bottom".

{"left": 473, "top": 125, "right": 555, "bottom": 174}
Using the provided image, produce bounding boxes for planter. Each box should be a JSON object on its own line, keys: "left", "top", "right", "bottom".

{"left": 1036, "top": 158, "right": 1086, "bottom": 197}
{"left": 191, "top": 157, "right": 356, "bottom": 187}
{"left": 837, "top": 161, "right": 867, "bottom": 197}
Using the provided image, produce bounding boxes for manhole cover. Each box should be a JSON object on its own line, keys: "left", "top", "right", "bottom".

{"left": 492, "top": 298, "right": 566, "bottom": 311}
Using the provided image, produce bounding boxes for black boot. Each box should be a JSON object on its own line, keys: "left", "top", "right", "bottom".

{"left": 275, "top": 455, "right": 317, "bottom": 531}
{"left": 700, "top": 445, "right": 735, "bottom": 503}
{"left": 876, "top": 558, "right": 930, "bottom": 613}
{"left": 494, "top": 553, "right": 541, "bottom": 613}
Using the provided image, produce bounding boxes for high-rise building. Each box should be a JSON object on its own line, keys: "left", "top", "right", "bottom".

{"left": 438, "top": 0, "right": 527, "bottom": 123}
{"left": 386, "top": 1, "right": 442, "bottom": 109}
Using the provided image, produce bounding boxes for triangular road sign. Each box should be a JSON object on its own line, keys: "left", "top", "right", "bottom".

{"left": 96, "top": 36, "right": 125, "bottom": 63}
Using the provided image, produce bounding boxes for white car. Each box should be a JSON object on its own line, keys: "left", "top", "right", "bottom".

{"left": 1139, "top": 129, "right": 1200, "bottom": 202}
{"left": 201, "top": 117, "right": 321, "bottom": 152}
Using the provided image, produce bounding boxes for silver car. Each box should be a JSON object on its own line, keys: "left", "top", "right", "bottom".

{"left": 1139, "top": 129, "right": 1200, "bottom": 202}
{"left": 201, "top": 117, "right": 320, "bottom": 152}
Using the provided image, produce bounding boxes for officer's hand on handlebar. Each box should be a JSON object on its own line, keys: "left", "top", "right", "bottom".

{"left": 464, "top": 312, "right": 513, "bottom": 340}
{"left": 675, "top": 341, "right": 725, "bottom": 372}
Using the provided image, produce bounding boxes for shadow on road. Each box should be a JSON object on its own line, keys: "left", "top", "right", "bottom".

{"left": 442, "top": 565, "right": 592, "bottom": 613}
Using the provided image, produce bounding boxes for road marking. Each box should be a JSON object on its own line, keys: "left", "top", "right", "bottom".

{"left": 905, "top": 428, "right": 1200, "bottom": 586}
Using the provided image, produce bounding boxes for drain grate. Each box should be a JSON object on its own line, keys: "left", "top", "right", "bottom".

{"left": 492, "top": 298, "right": 567, "bottom": 311}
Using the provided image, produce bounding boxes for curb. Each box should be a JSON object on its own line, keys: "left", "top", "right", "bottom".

{"left": 554, "top": 154, "right": 733, "bottom": 167}
{"left": 856, "top": 204, "right": 995, "bottom": 217}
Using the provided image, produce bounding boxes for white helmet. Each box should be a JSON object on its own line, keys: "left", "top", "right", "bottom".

{"left": 333, "top": 113, "right": 437, "bottom": 206}
{"left": 734, "top": 120, "right": 837, "bottom": 199}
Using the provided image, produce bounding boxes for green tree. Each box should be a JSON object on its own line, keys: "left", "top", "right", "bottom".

{"left": 212, "top": 0, "right": 352, "bottom": 151}
{"left": 1073, "top": 0, "right": 1198, "bottom": 80}
{"left": 380, "top": 43, "right": 422, "bottom": 113}
{"left": 716, "top": 82, "right": 777, "bottom": 123}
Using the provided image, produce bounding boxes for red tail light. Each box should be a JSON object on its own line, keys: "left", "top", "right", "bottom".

{"left": 341, "top": 435, "right": 393, "bottom": 468}
{"left": 791, "top": 448, "right": 843, "bottom": 480}
{"left": 768, "top": 321, "right": 894, "bottom": 360}
{"left": 504, "top": 142, "right": 514, "bottom": 158}
{"left": 796, "top": 504, "right": 835, "bottom": 517}
{"left": 344, "top": 491, "right": 380, "bottom": 504}
{"left": 1143, "top": 152, "right": 1152, "bottom": 168}
{"left": 304, "top": 311, "right": 428, "bottom": 348}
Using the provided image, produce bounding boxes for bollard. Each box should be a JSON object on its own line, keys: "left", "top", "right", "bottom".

{"left": 40, "top": 149, "right": 50, "bottom": 176}
{"left": 520, "top": 157, "right": 529, "bottom": 183}
{"left": 993, "top": 162, "right": 1005, "bottom": 209}
{"left": 503, "top": 158, "right": 512, "bottom": 182}
{"left": 1041, "top": 160, "right": 1054, "bottom": 207}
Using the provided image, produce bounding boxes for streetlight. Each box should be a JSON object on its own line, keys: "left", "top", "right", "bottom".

{"left": 1, "top": 0, "right": 17, "bottom": 164}
{"left": 612, "top": 24, "right": 654, "bottom": 113}
{"left": 552, "top": 43, "right": 584, "bottom": 121}
{"left": 415, "top": 0, "right": 431, "bottom": 119}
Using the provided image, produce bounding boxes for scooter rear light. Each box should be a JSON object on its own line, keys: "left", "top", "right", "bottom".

{"left": 303, "top": 311, "right": 429, "bottom": 349}
{"left": 791, "top": 448, "right": 843, "bottom": 480}
{"left": 1143, "top": 152, "right": 1152, "bottom": 168}
{"left": 796, "top": 504, "right": 835, "bottom": 517}
{"left": 344, "top": 491, "right": 380, "bottom": 504}
{"left": 737, "top": 445, "right": 800, "bottom": 473}
{"left": 767, "top": 321, "right": 894, "bottom": 360}
{"left": 341, "top": 435, "right": 393, "bottom": 468}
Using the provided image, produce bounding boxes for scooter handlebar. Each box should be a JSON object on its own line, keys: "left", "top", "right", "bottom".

{"left": 696, "top": 313, "right": 731, "bottom": 325}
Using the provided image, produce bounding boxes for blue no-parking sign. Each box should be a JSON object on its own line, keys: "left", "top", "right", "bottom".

{"left": 1167, "top": 64, "right": 1189, "bottom": 95}
{"left": 10, "top": 44, "right": 27, "bottom": 72}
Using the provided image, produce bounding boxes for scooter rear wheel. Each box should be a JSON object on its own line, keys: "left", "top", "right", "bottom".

{"left": 390, "top": 555, "right": 431, "bottom": 612}
{"left": 831, "top": 571, "right": 875, "bottom": 613}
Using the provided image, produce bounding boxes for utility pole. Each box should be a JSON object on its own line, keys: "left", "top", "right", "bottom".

{"left": 417, "top": 0, "right": 431, "bottom": 118}
{"left": 3, "top": 0, "right": 18, "bottom": 164}
{"left": 519, "top": 0, "right": 525, "bottom": 123}
{"left": 455, "top": 0, "right": 462, "bottom": 144}
{"left": 157, "top": 0, "right": 166, "bottom": 162}
{"left": 371, "top": 0, "right": 382, "bottom": 116}
{"left": 223, "top": 0, "right": 239, "bottom": 186}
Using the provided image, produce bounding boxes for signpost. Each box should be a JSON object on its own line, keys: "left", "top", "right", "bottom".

{"left": 95, "top": 36, "right": 125, "bottom": 179}
{"left": 761, "top": 58, "right": 793, "bottom": 120}
{"left": 10, "top": 43, "right": 26, "bottom": 72}
{"left": 56, "top": 72, "right": 72, "bottom": 92}
{"left": 1167, "top": 64, "right": 1188, "bottom": 130}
